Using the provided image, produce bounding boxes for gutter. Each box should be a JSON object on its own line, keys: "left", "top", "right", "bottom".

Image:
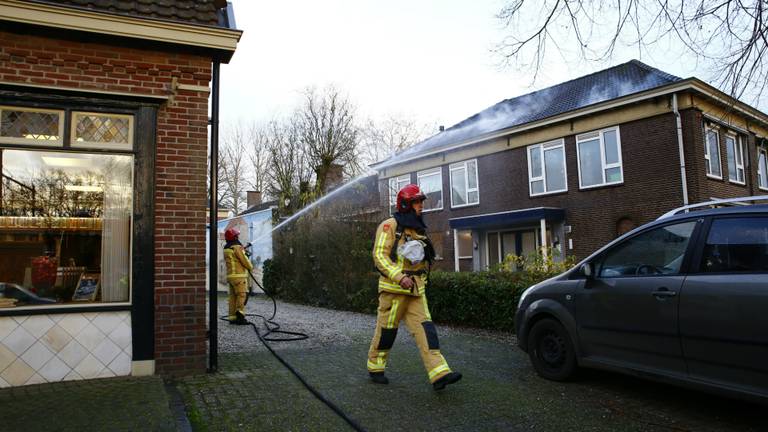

{"left": 672, "top": 93, "right": 689, "bottom": 206}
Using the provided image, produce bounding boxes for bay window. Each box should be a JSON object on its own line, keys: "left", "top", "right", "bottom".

{"left": 576, "top": 126, "right": 623, "bottom": 189}
{"left": 528, "top": 139, "right": 566, "bottom": 195}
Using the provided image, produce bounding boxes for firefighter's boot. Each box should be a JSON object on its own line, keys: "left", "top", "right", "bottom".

{"left": 233, "top": 310, "right": 249, "bottom": 325}
{"left": 369, "top": 372, "right": 389, "bottom": 385}
{"left": 432, "top": 371, "right": 462, "bottom": 391}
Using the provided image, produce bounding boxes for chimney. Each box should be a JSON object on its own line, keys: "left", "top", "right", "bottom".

{"left": 439, "top": 125, "right": 445, "bottom": 132}
{"left": 246, "top": 190, "right": 262, "bottom": 208}
{"left": 323, "top": 163, "right": 344, "bottom": 193}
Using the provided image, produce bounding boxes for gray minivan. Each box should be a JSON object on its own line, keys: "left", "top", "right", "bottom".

{"left": 516, "top": 197, "right": 768, "bottom": 403}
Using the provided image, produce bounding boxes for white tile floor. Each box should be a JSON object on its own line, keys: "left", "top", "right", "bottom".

{"left": 0, "top": 311, "right": 131, "bottom": 386}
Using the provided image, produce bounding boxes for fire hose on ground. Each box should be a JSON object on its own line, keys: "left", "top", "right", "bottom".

{"left": 218, "top": 267, "right": 366, "bottom": 432}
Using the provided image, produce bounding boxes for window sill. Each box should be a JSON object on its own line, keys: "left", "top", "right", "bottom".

{"left": 422, "top": 207, "right": 444, "bottom": 213}
{"left": 727, "top": 180, "right": 746, "bottom": 186}
{"left": 759, "top": 186, "right": 768, "bottom": 192}
{"left": 706, "top": 174, "right": 723, "bottom": 180}
{"left": 578, "top": 181, "right": 624, "bottom": 191}
{"left": 0, "top": 302, "right": 131, "bottom": 317}
{"left": 530, "top": 189, "right": 568, "bottom": 198}
{"left": 450, "top": 202, "right": 480, "bottom": 210}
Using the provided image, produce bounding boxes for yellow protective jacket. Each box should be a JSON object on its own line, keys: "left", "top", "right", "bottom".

{"left": 372, "top": 217, "right": 429, "bottom": 296}
{"left": 224, "top": 243, "right": 253, "bottom": 282}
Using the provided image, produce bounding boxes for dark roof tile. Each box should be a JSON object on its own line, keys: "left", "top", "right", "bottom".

{"left": 392, "top": 60, "right": 682, "bottom": 162}
{"left": 31, "top": 0, "right": 223, "bottom": 26}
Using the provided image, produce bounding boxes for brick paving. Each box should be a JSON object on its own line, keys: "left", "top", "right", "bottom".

{"left": 0, "top": 299, "right": 764, "bottom": 431}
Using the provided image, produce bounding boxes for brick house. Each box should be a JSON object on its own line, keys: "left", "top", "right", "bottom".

{"left": 375, "top": 60, "right": 768, "bottom": 271}
{"left": 0, "top": 0, "right": 240, "bottom": 386}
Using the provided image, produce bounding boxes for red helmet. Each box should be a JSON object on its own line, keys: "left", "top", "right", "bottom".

{"left": 396, "top": 184, "right": 426, "bottom": 213}
{"left": 224, "top": 228, "right": 240, "bottom": 242}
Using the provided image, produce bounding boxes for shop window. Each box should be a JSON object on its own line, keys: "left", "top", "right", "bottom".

{"left": 0, "top": 106, "right": 64, "bottom": 146}
{"left": 0, "top": 148, "right": 133, "bottom": 307}
{"left": 417, "top": 168, "right": 443, "bottom": 211}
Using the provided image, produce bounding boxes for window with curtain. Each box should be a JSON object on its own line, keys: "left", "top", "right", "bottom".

{"left": 0, "top": 107, "right": 133, "bottom": 308}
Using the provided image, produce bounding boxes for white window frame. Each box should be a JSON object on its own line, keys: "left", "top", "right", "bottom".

{"left": 0, "top": 105, "right": 65, "bottom": 147}
{"left": 576, "top": 126, "right": 623, "bottom": 190}
{"left": 758, "top": 145, "right": 768, "bottom": 191}
{"left": 527, "top": 138, "right": 567, "bottom": 196}
{"left": 725, "top": 133, "right": 745, "bottom": 185}
{"left": 70, "top": 111, "right": 134, "bottom": 151}
{"left": 416, "top": 167, "right": 443, "bottom": 212}
{"left": 387, "top": 174, "right": 410, "bottom": 207}
{"left": 704, "top": 125, "right": 723, "bottom": 180}
{"left": 449, "top": 159, "right": 479, "bottom": 208}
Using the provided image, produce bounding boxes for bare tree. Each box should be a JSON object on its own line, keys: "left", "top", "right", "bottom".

{"left": 494, "top": 1, "right": 768, "bottom": 103}
{"left": 295, "top": 85, "right": 360, "bottom": 194}
{"left": 264, "top": 119, "right": 309, "bottom": 214}
{"left": 245, "top": 121, "right": 271, "bottom": 200}
{"left": 218, "top": 123, "right": 250, "bottom": 213}
{"left": 359, "top": 114, "right": 432, "bottom": 168}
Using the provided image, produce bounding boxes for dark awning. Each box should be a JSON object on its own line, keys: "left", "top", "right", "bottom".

{"left": 449, "top": 207, "right": 565, "bottom": 230}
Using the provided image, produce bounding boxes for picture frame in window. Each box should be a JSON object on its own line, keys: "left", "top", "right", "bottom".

{"left": 72, "top": 273, "right": 100, "bottom": 301}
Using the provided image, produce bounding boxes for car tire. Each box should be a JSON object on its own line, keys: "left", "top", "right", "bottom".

{"left": 527, "top": 318, "right": 577, "bottom": 381}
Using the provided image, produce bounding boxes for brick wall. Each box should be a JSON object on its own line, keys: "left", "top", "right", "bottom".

{"left": 0, "top": 29, "right": 212, "bottom": 376}
{"left": 383, "top": 111, "right": 689, "bottom": 266}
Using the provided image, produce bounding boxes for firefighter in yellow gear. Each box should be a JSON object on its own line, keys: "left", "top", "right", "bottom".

{"left": 223, "top": 228, "right": 252, "bottom": 325}
{"left": 367, "top": 184, "right": 462, "bottom": 390}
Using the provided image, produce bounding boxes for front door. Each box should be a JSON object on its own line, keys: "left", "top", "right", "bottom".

{"left": 575, "top": 220, "right": 699, "bottom": 375}
{"left": 680, "top": 216, "right": 768, "bottom": 395}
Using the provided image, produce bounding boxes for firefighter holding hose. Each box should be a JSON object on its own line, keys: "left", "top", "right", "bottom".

{"left": 367, "top": 184, "right": 462, "bottom": 390}
{"left": 224, "top": 228, "right": 252, "bottom": 325}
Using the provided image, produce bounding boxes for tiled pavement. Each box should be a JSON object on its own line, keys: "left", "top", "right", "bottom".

{"left": 0, "top": 304, "right": 765, "bottom": 431}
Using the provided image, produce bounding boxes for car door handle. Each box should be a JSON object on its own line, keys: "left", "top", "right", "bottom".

{"left": 651, "top": 287, "right": 677, "bottom": 298}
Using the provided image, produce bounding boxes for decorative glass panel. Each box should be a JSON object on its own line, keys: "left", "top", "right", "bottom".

{"left": 74, "top": 113, "right": 130, "bottom": 145}
{"left": 0, "top": 109, "right": 60, "bottom": 142}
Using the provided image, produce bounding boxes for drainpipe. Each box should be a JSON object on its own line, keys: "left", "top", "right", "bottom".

{"left": 539, "top": 218, "right": 547, "bottom": 265}
{"left": 208, "top": 60, "right": 221, "bottom": 373}
{"left": 453, "top": 229, "right": 459, "bottom": 272}
{"left": 672, "top": 93, "right": 690, "bottom": 206}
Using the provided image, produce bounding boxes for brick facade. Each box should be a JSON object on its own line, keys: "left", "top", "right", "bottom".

{"left": 0, "top": 28, "right": 212, "bottom": 375}
{"left": 381, "top": 106, "right": 768, "bottom": 269}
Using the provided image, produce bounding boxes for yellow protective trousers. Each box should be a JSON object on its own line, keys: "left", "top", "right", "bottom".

{"left": 228, "top": 278, "right": 248, "bottom": 321}
{"left": 367, "top": 292, "right": 452, "bottom": 383}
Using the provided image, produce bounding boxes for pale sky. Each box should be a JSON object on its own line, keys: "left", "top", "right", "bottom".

{"left": 219, "top": 1, "right": 756, "bottom": 132}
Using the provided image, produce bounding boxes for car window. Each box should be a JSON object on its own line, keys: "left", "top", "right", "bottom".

{"left": 700, "top": 217, "right": 768, "bottom": 273}
{"left": 598, "top": 221, "right": 697, "bottom": 277}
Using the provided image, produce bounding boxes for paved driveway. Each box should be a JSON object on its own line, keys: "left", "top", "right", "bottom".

{"left": 177, "top": 296, "right": 765, "bottom": 431}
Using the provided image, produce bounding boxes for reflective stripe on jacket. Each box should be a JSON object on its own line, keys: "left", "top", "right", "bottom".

{"left": 372, "top": 217, "right": 428, "bottom": 296}
{"left": 224, "top": 244, "right": 253, "bottom": 282}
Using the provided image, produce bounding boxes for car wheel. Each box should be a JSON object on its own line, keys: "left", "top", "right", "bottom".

{"left": 527, "top": 318, "right": 577, "bottom": 381}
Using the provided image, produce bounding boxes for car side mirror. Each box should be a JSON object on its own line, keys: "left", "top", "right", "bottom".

{"left": 580, "top": 262, "right": 594, "bottom": 279}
